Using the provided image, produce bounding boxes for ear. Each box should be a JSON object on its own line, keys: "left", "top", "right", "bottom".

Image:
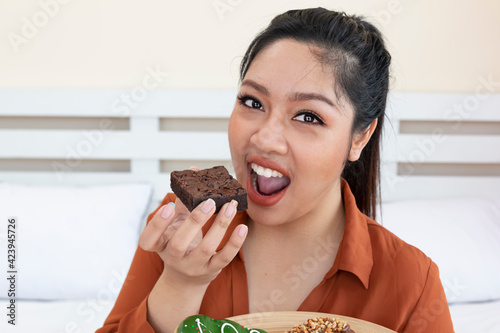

{"left": 348, "top": 118, "right": 378, "bottom": 162}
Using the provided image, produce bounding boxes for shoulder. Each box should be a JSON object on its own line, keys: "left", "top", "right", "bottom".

{"left": 364, "top": 217, "right": 452, "bottom": 329}
{"left": 366, "top": 217, "right": 433, "bottom": 294}
{"left": 367, "top": 217, "right": 431, "bottom": 266}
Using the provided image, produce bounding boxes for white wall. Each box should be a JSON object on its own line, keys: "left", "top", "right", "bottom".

{"left": 1, "top": 0, "right": 499, "bottom": 92}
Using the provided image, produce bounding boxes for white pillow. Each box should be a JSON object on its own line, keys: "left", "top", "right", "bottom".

{"left": 0, "top": 182, "right": 152, "bottom": 300}
{"left": 380, "top": 196, "right": 500, "bottom": 304}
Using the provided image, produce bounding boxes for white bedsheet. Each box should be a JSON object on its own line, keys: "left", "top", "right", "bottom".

{"left": 1, "top": 299, "right": 499, "bottom": 332}
{"left": 1, "top": 298, "right": 114, "bottom": 332}
{"left": 450, "top": 300, "right": 500, "bottom": 333}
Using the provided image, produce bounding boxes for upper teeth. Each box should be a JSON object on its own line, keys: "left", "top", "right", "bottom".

{"left": 251, "top": 163, "right": 284, "bottom": 178}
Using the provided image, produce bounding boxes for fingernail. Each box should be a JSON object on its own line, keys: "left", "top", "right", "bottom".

{"left": 238, "top": 225, "right": 248, "bottom": 238}
{"left": 161, "top": 202, "right": 175, "bottom": 219}
{"left": 225, "top": 201, "right": 236, "bottom": 217}
{"left": 201, "top": 199, "right": 215, "bottom": 213}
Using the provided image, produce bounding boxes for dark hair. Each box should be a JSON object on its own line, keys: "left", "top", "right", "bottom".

{"left": 239, "top": 8, "right": 391, "bottom": 219}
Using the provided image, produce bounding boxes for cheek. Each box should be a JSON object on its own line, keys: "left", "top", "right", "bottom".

{"left": 290, "top": 131, "right": 351, "bottom": 181}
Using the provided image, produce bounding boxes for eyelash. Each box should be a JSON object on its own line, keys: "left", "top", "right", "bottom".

{"left": 237, "top": 94, "right": 263, "bottom": 109}
{"left": 294, "top": 111, "right": 325, "bottom": 126}
{"left": 236, "top": 94, "right": 325, "bottom": 126}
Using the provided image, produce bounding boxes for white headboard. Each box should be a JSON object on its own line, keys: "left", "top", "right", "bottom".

{"left": 1, "top": 89, "right": 499, "bottom": 212}
{"left": 381, "top": 92, "right": 500, "bottom": 201}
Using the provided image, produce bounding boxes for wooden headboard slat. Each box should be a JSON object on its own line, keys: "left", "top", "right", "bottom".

{"left": 1, "top": 89, "right": 499, "bottom": 208}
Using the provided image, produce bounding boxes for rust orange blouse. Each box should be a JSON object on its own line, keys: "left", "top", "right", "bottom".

{"left": 97, "top": 179, "right": 454, "bottom": 332}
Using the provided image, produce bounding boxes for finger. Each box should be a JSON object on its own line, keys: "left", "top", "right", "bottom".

{"left": 191, "top": 200, "right": 238, "bottom": 261}
{"left": 138, "top": 202, "right": 176, "bottom": 252}
{"left": 189, "top": 166, "right": 200, "bottom": 171}
{"left": 208, "top": 224, "right": 248, "bottom": 270}
{"left": 167, "top": 198, "right": 216, "bottom": 257}
{"left": 165, "top": 196, "right": 200, "bottom": 251}
{"left": 174, "top": 197, "right": 190, "bottom": 218}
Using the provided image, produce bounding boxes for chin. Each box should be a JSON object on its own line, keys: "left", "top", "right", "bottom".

{"left": 245, "top": 199, "right": 291, "bottom": 227}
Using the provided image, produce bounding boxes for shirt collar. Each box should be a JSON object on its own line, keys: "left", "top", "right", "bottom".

{"left": 325, "top": 178, "right": 373, "bottom": 289}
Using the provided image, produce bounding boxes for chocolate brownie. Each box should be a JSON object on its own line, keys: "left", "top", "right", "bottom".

{"left": 170, "top": 166, "right": 247, "bottom": 213}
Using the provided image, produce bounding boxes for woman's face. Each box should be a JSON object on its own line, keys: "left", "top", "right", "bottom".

{"left": 228, "top": 39, "right": 359, "bottom": 226}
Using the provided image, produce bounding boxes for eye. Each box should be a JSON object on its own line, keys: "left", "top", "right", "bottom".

{"left": 293, "top": 111, "right": 325, "bottom": 125}
{"left": 237, "top": 95, "right": 264, "bottom": 110}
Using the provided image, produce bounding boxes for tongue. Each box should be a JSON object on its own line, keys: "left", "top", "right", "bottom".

{"left": 257, "top": 175, "right": 291, "bottom": 195}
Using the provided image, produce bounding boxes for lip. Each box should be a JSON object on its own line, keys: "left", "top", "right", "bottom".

{"left": 246, "top": 155, "right": 290, "bottom": 207}
{"left": 246, "top": 155, "right": 291, "bottom": 178}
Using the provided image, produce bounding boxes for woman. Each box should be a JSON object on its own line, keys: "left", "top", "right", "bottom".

{"left": 98, "top": 8, "right": 454, "bottom": 333}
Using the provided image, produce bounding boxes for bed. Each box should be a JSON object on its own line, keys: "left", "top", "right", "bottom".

{"left": 0, "top": 88, "right": 499, "bottom": 332}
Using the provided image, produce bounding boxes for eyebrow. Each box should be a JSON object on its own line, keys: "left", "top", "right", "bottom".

{"left": 241, "top": 79, "right": 336, "bottom": 108}
{"left": 290, "top": 91, "right": 335, "bottom": 107}
{"left": 241, "top": 79, "right": 270, "bottom": 96}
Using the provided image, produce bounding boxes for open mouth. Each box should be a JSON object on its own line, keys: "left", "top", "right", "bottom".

{"left": 246, "top": 161, "right": 291, "bottom": 206}
{"left": 250, "top": 163, "right": 291, "bottom": 196}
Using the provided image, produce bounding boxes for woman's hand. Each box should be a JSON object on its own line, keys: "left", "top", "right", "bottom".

{"left": 138, "top": 191, "right": 248, "bottom": 289}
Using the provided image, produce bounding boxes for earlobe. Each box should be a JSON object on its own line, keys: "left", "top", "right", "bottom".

{"left": 348, "top": 118, "right": 378, "bottom": 162}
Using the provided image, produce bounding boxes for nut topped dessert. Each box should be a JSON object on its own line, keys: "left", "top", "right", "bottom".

{"left": 285, "top": 317, "right": 355, "bottom": 333}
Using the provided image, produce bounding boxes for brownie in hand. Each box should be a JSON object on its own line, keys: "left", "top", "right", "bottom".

{"left": 170, "top": 166, "right": 247, "bottom": 213}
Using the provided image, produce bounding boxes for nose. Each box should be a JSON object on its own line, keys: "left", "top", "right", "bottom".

{"left": 249, "top": 118, "right": 288, "bottom": 155}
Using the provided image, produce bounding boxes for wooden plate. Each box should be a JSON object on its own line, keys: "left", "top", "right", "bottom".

{"left": 228, "top": 311, "right": 396, "bottom": 333}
